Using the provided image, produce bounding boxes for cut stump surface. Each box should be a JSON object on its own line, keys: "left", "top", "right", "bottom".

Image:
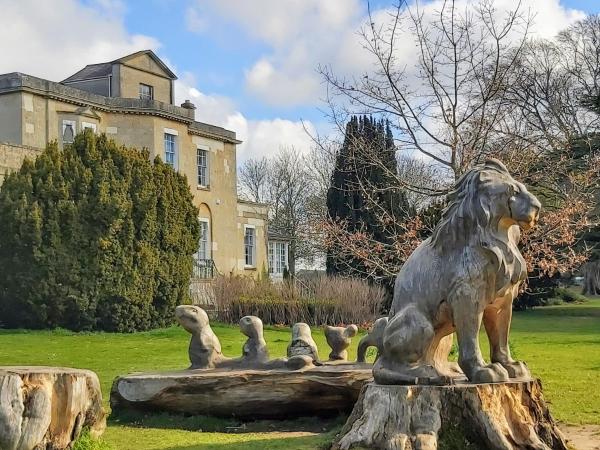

{"left": 0, "top": 366, "right": 106, "bottom": 450}
{"left": 333, "top": 379, "right": 568, "bottom": 450}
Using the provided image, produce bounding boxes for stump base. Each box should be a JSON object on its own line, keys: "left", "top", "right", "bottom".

{"left": 333, "top": 379, "right": 567, "bottom": 450}
{"left": 0, "top": 366, "right": 106, "bottom": 450}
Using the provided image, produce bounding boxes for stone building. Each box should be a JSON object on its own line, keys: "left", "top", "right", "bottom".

{"left": 0, "top": 50, "right": 288, "bottom": 280}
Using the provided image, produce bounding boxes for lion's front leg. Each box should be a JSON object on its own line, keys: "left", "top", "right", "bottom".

{"left": 483, "top": 297, "right": 531, "bottom": 379}
{"left": 453, "top": 292, "right": 509, "bottom": 383}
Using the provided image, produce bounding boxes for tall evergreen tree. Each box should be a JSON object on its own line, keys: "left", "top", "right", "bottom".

{"left": 0, "top": 131, "right": 200, "bottom": 331}
{"left": 326, "top": 116, "right": 413, "bottom": 281}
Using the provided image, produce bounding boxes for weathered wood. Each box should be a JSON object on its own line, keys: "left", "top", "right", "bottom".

{"left": 111, "top": 364, "right": 373, "bottom": 419}
{"left": 0, "top": 366, "right": 106, "bottom": 450}
{"left": 333, "top": 379, "right": 568, "bottom": 450}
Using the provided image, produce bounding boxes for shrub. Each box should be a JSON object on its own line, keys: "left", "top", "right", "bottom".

{"left": 515, "top": 284, "right": 588, "bottom": 310}
{"left": 212, "top": 275, "right": 385, "bottom": 325}
{"left": 554, "top": 287, "right": 588, "bottom": 303}
{"left": 0, "top": 131, "right": 200, "bottom": 331}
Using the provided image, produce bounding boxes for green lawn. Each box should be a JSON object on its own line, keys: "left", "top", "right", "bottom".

{"left": 1, "top": 298, "right": 599, "bottom": 449}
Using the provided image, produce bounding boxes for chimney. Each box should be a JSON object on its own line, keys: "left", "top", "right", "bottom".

{"left": 181, "top": 99, "right": 196, "bottom": 119}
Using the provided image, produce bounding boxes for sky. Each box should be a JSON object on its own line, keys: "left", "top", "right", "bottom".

{"left": 0, "top": 0, "right": 598, "bottom": 163}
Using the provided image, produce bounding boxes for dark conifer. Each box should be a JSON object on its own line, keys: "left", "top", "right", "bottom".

{"left": 0, "top": 131, "right": 200, "bottom": 331}
{"left": 326, "top": 116, "right": 413, "bottom": 280}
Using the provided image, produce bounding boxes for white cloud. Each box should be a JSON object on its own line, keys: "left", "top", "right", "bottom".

{"left": 185, "top": 6, "right": 207, "bottom": 33}
{"left": 244, "top": 58, "right": 320, "bottom": 107}
{"left": 239, "top": 119, "right": 316, "bottom": 161}
{"left": 175, "top": 72, "right": 315, "bottom": 161}
{"left": 187, "top": 0, "right": 370, "bottom": 106}
{"left": 0, "top": 0, "right": 313, "bottom": 163}
{"left": 187, "top": 0, "right": 587, "bottom": 108}
{"left": 0, "top": 0, "right": 159, "bottom": 81}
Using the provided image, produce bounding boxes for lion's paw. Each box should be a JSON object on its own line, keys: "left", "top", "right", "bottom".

{"left": 471, "top": 363, "right": 510, "bottom": 383}
{"left": 446, "top": 362, "right": 463, "bottom": 375}
{"left": 501, "top": 361, "right": 531, "bottom": 379}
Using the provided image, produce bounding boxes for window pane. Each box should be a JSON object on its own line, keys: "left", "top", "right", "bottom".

{"left": 62, "top": 120, "right": 75, "bottom": 144}
{"left": 198, "top": 221, "right": 208, "bottom": 260}
{"left": 164, "top": 133, "right": 175, "bottom": 167}
{"left": 139, "top": 84, "right": 153, "bottom": 100}
{"left": 277, "top": 243, "right": 286, "bottom": 274}
{"left": 81, "top": 122, "right": 97, "bottom": 132}
{"left": 197, "top": 149, "right": 209, "bottom": 186}
{"left": 244, "top": 228, "right": 255, "bottom": 266}
{"left": 268, "top": 243, "right": 274, "bottom": 274}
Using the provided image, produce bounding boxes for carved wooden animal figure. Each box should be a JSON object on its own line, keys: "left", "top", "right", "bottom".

{"left": 356, "top": 317, "right": 388, "bottom": 363}
{"left": 175, "top": 305, "right": 226, "bottom": 369}
{"left": 287, "top": 323, "right": 319, "bottom": 362}
{"left": 239, "top": 315, "right": 269, "bottom": 365}
{"left": 374, "top": 159, "right": 541, "bottom": 385}
{"left": 325, "top": 325, "right": 358, "bottom": 361}
{"left": 236, "top": 316, "right": 313, "bottom": 370}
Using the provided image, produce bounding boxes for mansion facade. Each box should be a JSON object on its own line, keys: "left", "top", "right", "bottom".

{"left": 0, "top": 50, "right": 289, "bottom": 280}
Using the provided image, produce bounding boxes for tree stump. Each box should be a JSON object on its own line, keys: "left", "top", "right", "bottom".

{"left": 111, "top": 364, "right": 373, "bottom": 419}
{"left": 0, "top": 367, "right": 106, "bottom": 450}
{"left": 333, "top": 380, "right": 567, "bottom": 450}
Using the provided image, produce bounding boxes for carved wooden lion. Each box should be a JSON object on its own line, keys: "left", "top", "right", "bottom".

{"left": 374, "top": 159, "right": 541, "bottom": 384}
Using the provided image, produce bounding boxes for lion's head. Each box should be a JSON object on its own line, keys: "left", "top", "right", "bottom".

{"left": 430, "top": 159, "right": 541, "bottom": 271}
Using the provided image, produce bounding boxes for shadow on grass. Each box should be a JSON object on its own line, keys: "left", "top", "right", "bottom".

{"left": 109, "top": 410, "right": 237, "bottom": 433}
{"left": 109, "top": 409, "right": 345, "bottom": 434}
{"left": 524, "top": 306, "right": 600, "bottom": 318}
{"left": 159, "top": 432, "right": 336, "bottom": 450}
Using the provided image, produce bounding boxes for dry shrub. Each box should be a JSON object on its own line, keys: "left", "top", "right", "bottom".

{"left": 212, "top": 275, "right": 384, "bottom": 326}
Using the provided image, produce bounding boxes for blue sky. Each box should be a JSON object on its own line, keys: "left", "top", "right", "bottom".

{"left": 1, "top": 0, "right": 598, "bottom": 161}
{"left": 121, "top": 0, "right": 599, "bottom": 123}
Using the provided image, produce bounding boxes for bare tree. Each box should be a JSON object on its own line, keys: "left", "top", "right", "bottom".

{"left": 397, "top": 155, "right": 445, "bottom": 208}
{"left": 238, "top": 157, "right": 269, "bottom": 203}
{"left": 238, "top": 147, "right": 318, "bottom": 275}
{"left": 317, "top": 4, "right": 600, "bottom": 288}
{"left": 269, "top": 147, "right": 314, "bottom": 274}
{"left": 321, "top": 0, "right": 531, "bottom": 182}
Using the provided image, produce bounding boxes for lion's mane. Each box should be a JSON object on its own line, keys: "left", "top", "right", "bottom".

{"left": 430, "top": 159, "right": 525, "bottom": 285}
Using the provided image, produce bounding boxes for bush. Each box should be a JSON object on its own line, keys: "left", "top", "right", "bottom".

{"left": 212, "top": 275, "right": 385, "bottom": 325}
{"left": 0, "top": 131, "right": 200, "bottom": 331}
{"left": 515, "top": 283, "right": 589, "bottom": 310}
{"left": 554, "top": 287, "right": 588, "bottom": 303}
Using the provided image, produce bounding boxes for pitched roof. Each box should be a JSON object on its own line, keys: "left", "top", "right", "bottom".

{"left": 62, "top": 63, "right": 113, "bottom": 83}
{"left": 268, "top": 228, "right": 292, "bottom": 241}
{"left": 117, "top": 50, "right": 177, "bottom": 79}
{"left": 61, "top": 50, "right": 177, "bottom": 84}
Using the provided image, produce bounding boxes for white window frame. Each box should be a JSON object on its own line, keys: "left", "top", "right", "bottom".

{"left": 197, "top": 146, "right": 210, "bottom": 187}
{"left": 81, "top": 121, "right": 97, "bottom": 132}
{"left": 268, "top": 241, "right": 288, "bottom": 276}
{"left": 139, "top": 83, "right": 154, "bottom": 100}
{"left": 244, "top": 225, "right": 256, "bottom": 268}
{"left": 62, "top": 120, "right": 76, "bottom": 144}
{"left": 197, "top": 218, "right": 211, "bottom": 260}
{"left": 164, "top": 133, "right": 176, "bottom": 168}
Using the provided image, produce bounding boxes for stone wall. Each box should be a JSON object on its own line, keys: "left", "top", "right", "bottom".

{"left": 0, "top": 142, "right": 41, "bottom": 185}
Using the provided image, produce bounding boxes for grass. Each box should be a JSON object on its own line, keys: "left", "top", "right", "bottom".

{"left": 1, "top": 298, "right": 599, "bottom": 449}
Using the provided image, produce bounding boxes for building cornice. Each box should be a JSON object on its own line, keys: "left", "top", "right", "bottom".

{"left": 0, "top": 73, "right": 239, "bottom": 145}
{"left": 189, "top": 122, "right": 241, "bottom": 144}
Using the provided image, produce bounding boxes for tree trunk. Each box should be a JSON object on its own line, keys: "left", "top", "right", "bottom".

{"left": 333, "top": 380, "right": 567, "bottom": 450}
{"left": 582, "top": 260, "right": 600, "bottom": 295}
{"left": 289, "top": 241, "right": 296, "bottom": 276}
{"left": 0, "top": 367, "right": 106, "bottom": 450}
{"left": 111, "top": 364, "right": 372, "bottom": 419}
